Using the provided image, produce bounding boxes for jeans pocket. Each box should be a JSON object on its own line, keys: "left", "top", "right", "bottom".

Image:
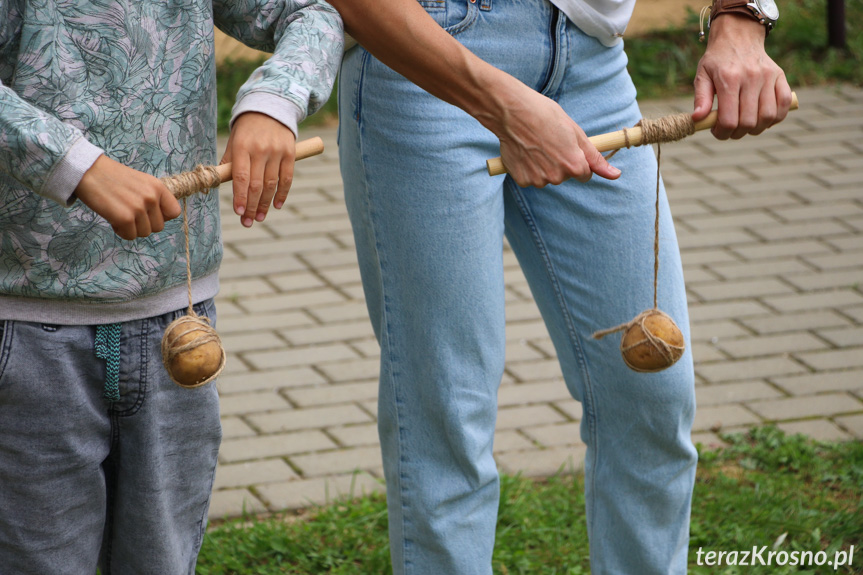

{"left": 419, "top": 0, "right": 478, "bottom": 36}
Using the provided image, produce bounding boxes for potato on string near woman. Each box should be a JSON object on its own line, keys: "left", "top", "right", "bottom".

{"left": 487, "top": 92, "right": 800, "bottom": 372}
{"left": 158, "top": 136, "right": 325, "bottom": 388}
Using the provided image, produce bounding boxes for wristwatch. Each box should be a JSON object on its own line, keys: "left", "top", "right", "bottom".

{"left": 709, "top": 0, "right": 779, "bottom": 35}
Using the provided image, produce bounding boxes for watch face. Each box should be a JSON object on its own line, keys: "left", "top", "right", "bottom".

{"left": 756, "top": 0, "right": 779, "bottom": 21}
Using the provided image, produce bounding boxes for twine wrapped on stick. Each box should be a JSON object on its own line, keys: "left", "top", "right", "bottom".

{"left": 161, "top": 136, "right": 325, "bottom": 198}
{"left": 486, "top": 92, "right": 799, "bottom": 176}
{"left": 157, "top": 136, "right": 325, "bottom": 388}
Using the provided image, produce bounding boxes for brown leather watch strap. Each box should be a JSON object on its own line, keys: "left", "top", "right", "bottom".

{"left": 710, "top": 0, "right": 771, "bottom": 34}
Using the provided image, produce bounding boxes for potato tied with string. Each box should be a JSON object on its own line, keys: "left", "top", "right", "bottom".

{"left": 161, "top": 313, "right": 226, "bottom": 388}
{"left": 618, "top": 308, "right": 685, "bottom": 372}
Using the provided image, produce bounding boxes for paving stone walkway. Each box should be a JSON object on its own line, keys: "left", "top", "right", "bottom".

{"left": 208, "top": 85, "right": 863, "bottom": 520}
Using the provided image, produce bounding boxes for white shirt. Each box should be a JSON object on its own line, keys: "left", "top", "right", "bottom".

{"left": 550, "top": 0, "right": 637, "bottom": 46}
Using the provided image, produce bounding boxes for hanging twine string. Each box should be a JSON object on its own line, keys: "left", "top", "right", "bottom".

{"left": 592, "top": 141, "right": 665, "bottom": 341}
{"left": 161, "top": 165, "right": 221, "bottom": 199}
{"left": 159, "top": 194, "right": 225, "bottom": 386}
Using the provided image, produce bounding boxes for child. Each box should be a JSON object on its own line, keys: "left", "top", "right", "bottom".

{"left": 0, "top": 1, "right": 342, "bottom": 572}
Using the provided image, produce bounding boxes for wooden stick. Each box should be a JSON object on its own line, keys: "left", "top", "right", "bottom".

{"left": 164, "top": 136, "right": 325, "bottom": 197}
{"left": 213, "top": 136, "right": 325, "bottom": 184}
{"left": 486, "top": 92, "right": 799, "bottom": 177}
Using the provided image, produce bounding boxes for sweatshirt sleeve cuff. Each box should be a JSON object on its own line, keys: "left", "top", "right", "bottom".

{"left": 230, "top": 93, "right": 304, "bottom": 140}
{"left": 42, "top": 137, "right": 104, "bottom": 207}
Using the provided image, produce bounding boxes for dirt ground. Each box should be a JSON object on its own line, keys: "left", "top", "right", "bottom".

{"left": 215, "top": 0, "right": 707, "bottom": 63}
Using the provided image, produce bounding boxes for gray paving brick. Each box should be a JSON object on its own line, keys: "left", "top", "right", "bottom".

{"left": 245, "top": 343, "right": 359, "bottom": 370}
{"left": 553, "top": 399, "right": 583, "bottom": 421}
{"left": 761, "top": 290, "right": 863, "bottom": 313}
{"left": 221, "top": 416, "right": 258, "bottom": 439}
{"left": 496, "top": 446, "right": 586, "bottom": 477}
{"left": 307, "top": 301, "right": 373, "bottom": 323}
{"left": 505, "top": 320, "right": 552, "bottom": 341}
{"left": 221, "top": 331, "right": 289, "bottom": 354}
{"left": 219, "top": 278, "right": 277, "bottom": 298}
{"left": 783, "top": 269, "right": 863, "bottom": 291}
{"left": 696, "top": 356, "right": 807, "bottom": 383}
{"left": 747, "top": 392, "right": 863, "bottom": 421}
{"left": 691, "top": 342, "right": 727, "bottom": 364}
{"left": 218, "top": 367, "right": 327, "bottom": 393}
{"left": 249, "top": 404, "right": 373, "bottom": 434}
{"left": 739, "top": 310, "right": 851, "bottom": 335}
{"left": 267, "top": 270, "right": 328, "bottom": 292}
{"left": 729, "top": 240, "right": 833, "bottom": 261}
{"left": 690, "top": 319, "right": 752, "bottom": 342}
{"left": 505, "top": 340, "right": 546, "bottom": 362}
{"left": 214, "top": 459, "right": 298, "bottom": 490}
{"left": 796, "top": 348, "right": 863, "bottom": 371}
{"left": 700, "top": 193, "right": 802, "bottom": 213}
{"left": 748, "top": 221, "right": 851, "bottom": 242}
{"left": 843, "top": 305, "right": 863, "bottom": 323}
{"left": 776, "top": 419, "right": 853, "bottom": 442}
{"left": 316, "top": 265, "right": 363, "bottom": 286}
{"left": 675, "top": 229, "right": 757, "bottom": 249}
{"left": 216, "top": 310, "right": 314, "bottom": 335}
{"left": 496, "top": 405, "right": 567, "bottom": 430}
{"left": 290, "top": 446, "right": 383, "bottom": 477}
{"left": 285, "top": 380, "right": 378, "bottom": 407}
{"left": 315, "top": 357, "right": 380, "bottom": 383}
{"left": 328, "top": 423, "right": 379, "bottom": 448}
{"left": 235, "top": 237, "right": 340, "bottom": 258}
{"left": 242, "top": 288, "right": 346, "bottom": 314}
{"left": 208, "top": 489, "right": 267, "bottom": 520}
{"left": 687, "top": 278, "right": 795, "bottom": 302}
{"left": 707, "top": 259, "right": 812, "bottom": 281}
{"left": 506, "top": 360, "right": 564, "bottom": 382}
{"left": 219, "top": 391, "right": 292, "bottom": 416}
{"left": 801, "top": 251, "right": 863, "bottom": 272}
{"left": 494, "top": 430, "right": 536, "bottom": 453}
{"left": 834, "top": 414, "right": 863, "bottom": 439}
{"left": 219, "top": 255, "right": 305, "bottom": 279}
{"left": 219, "top": 430, "right": 337, "bottom": 463}
{"left": 717, "top": 332, "right": 829, "bottom": 358}
{"left": 772, "top": 370, "right": 863, "bottom": 395}
{"left": 684, "top": 211, "right": 781, "bottom": 232}
{"left": 680, "top": 249, "right": 740, "bottom": 266}
{"left": 498, "top": 381, "right": 572, "bottom": 407}
{"left": 256, "top": 472, "right": 384, "bottom": 511}
{"left": 695, "top": 381, "right": 785, "bottom": 406}
{"left": 692, "top": 404, "right": 761, "bottom": 432}
{"left": 521, "top": 422, "right": 584, "bottom": 448}
{"left": 817, "top": 326, "right": 863, "bottom": 347}
{"left": 688, "top": 301, "right": 773, "bottom": 323}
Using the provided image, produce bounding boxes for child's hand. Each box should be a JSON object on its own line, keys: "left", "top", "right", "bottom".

{"left": 75, "top": 155, "right": 181, "bottom": 240}
{"left": 221, "top": 112, "right": 296, "bottom": 227}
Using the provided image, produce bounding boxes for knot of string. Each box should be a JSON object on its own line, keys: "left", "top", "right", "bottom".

{"left": 160, "top": 165, "right": 221, "bottom": 199}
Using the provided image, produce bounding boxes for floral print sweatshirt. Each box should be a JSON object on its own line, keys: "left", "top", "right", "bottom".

{"left": 0, "top": 0, "right": 343, "bottom": 324}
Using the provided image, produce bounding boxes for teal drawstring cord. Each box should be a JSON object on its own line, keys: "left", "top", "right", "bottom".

{"left": 95, "top": 323, "right": 122, "bottom": 401}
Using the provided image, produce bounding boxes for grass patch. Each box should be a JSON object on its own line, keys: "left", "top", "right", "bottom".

{"left": 197, "top": 427, "right": 863, "bottom": 574}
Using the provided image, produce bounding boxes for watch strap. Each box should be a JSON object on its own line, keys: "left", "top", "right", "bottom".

{"left": 710, "top": 0, "right": 771, "bottom": 34}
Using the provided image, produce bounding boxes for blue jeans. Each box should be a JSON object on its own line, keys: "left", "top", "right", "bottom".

{"left": 0, "top": 300, "right": 222, "bottom": 574}
{"left": 338, "top": 1, "right": 697, "bottom": 573}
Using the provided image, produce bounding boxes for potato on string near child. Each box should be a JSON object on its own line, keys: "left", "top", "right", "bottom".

{"left": 487, "top": 92, "right": 799, "bottom": 372}
{"left": 158, "top": 136, "right": 325, "bottom": 388}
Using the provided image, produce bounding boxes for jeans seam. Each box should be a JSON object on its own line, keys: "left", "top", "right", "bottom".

{"left": 355, "top": 56, "right": 410, "bottom": 573}
{"left": 111, "top": 318, "right": 149, "bottom": 417}
{"left": 505, "top": 181, "right": 600, "bottom": 527}
{"left": 0, "top": 321, "right": 13, "bottom": 385}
